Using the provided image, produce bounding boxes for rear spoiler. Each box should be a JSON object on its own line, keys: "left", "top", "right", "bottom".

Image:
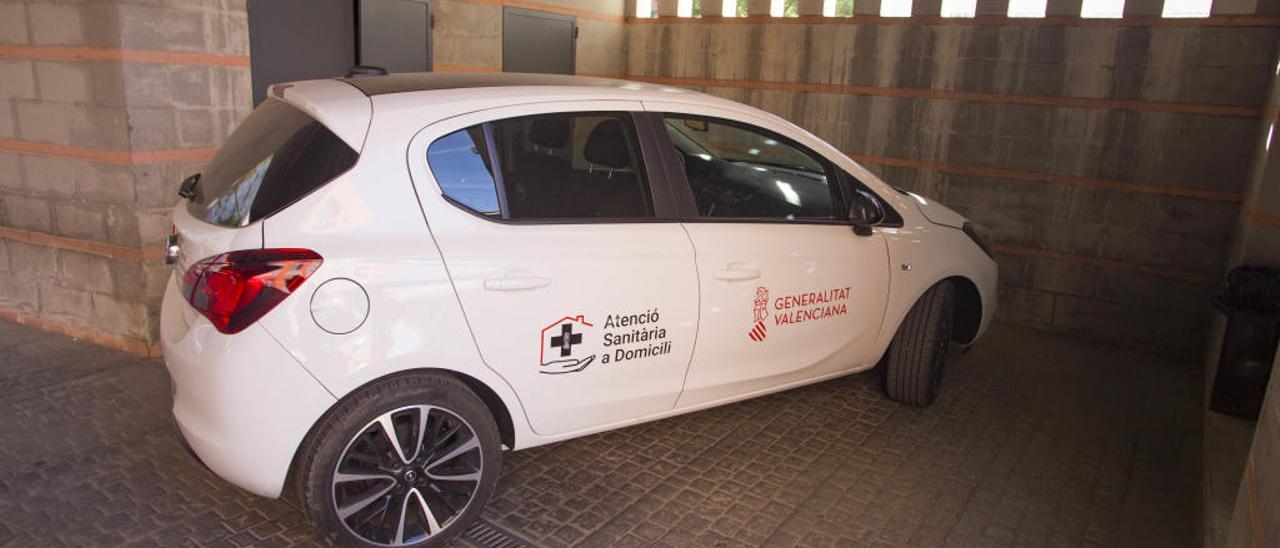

{"left": 266, "top": 79, "right": 372, "bottom": 152}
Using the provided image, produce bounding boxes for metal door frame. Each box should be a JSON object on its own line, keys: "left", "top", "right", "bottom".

{"left": 358, "top": 0, "right": 433, "bottom": 72}
{"left": 501, "top": 6, "right": 576, "bottom": 74}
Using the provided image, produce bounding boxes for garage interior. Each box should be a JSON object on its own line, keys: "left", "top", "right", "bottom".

{"left": 0, "top": 0, "right": 1277, "bottom": 546}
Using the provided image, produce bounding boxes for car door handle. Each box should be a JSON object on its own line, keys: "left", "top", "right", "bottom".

{"left": 712, "top": 267, "right": 761, "bottom": 281}
{"left": 483, "top": 275, "right": 552, "bottom": 291}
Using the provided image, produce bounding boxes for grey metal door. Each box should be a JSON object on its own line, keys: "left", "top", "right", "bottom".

{"left": 502, "top": 7, "right": 575, "bottom": 74}
{"left": 359, "top": 0, "right": 432, "bottom": 73}
{"left": 247, "top": 0, "right": 355, "bottom": 105}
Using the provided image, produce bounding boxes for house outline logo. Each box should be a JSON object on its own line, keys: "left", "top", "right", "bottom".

{"left": 539, "top": 315, "right": 597, "bottom": 375}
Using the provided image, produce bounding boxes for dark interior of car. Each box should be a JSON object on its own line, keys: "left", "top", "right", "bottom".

{"left": 495, "top": 114, "right": 652, "bottom": 219}
{"left": 663, "top": 120, "right": 836, "bottom": 220}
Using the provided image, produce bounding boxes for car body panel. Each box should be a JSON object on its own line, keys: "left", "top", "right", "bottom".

{"left": 161, "top": 276, "right": 335, "bottom": 498}
{"left": 639, "top": 100, "right": 898, "bottom": 404}
{"left": 169, "top": 204, "right": 262, "bottom": 275}
{"left": 878, "top": 222, "right": 998, "bottom": 351}
{"left": 402, "top": 102, "right": 702, "bottom": 436}
{"left": 906, "top": 191, "right": 969, "bottom": 229}
{"left": 168, "top": 197, "right": 264, "bottom": 329}
{"left": 254, "top": 107, "right": 532, "bottom": 447}
{"left": 272, "top": 79, "right": 373, "bottom": 152}
{"left": 675, "top": 223, "right": 891, "bottom": 407}
{"left": 161, "top": 75, "right": 998, "bottom": 499}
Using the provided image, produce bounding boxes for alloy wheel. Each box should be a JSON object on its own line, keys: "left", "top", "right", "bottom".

{"left": 331, "top": 405, "right": 483, "bottom": 546}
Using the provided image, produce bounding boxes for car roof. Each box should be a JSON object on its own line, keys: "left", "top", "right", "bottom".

{"left": 275, "top": 72, "right": 790, "bottom": 151}
{"left": 338, "top": 72, "right": 657, "bottom": 96}
{"left": 272, "top": 72, "right": 896, "bottom": 210}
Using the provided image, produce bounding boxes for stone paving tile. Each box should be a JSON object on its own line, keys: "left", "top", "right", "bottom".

{"left": 0, "top": 318, "right": 1200, "bottom": 547}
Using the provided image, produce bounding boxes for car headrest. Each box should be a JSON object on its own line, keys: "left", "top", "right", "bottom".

{"left": 528, "top": 117, "right": 570, "bottom": 149}
{"left": 583, "top": 119, "right": 630, "bottom": 169}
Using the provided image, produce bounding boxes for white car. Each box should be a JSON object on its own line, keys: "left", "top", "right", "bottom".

{"left": 161, "top": 72, "right": 996, "bottom": 547}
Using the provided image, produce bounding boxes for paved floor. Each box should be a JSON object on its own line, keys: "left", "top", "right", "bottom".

{"left": 0, "top": 318, "right": 1201, "bottom": 547}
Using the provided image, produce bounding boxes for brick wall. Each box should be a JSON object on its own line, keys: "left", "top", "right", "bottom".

{"left": 0, "top": 0, "right": 250, "bottom": 355}
{"left": 625, "top": 5, "right": 1280, "bottom": 357}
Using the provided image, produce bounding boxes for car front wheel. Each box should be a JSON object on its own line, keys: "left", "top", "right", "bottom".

{"left": 297, "top": 372, "right": 502, "bottom": 547}
{"left": 884, "top": 281, "right": 956, "bottom": 406}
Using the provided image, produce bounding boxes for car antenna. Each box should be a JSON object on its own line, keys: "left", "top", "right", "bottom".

{"left": 346, "top": 65, "right": 388, "bottom": 78}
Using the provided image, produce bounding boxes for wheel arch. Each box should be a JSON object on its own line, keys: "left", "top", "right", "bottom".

{"left": 947, "top": 275, "right": 982, "bottom": 345}
{"left": 283, "top": 367, "right": 517, "bottom": 499}
{"left": 446, "top": 369, "right": 516, "bottom": 449}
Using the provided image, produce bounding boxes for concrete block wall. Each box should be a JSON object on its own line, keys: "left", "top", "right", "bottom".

{"left": 625, "top": 12, "right": 1280, "bottom": 357}
{"left": 0, "top": 0, "right": 250, "bottom": 355}
{"left": 433, "top": 0, "right": 627, "bottom": 75}
{"left": 2, "top": 0, "right": 1276, "bottom": 361}
{"left": 1224, "top": 347, "right": 1280, "bottom": 546}
{"left": 0, "top": 0, "right": 624, "bottom": 355}
{"left": 1231, "top": 42, "right": 1280, "bottom": 269}
{"left": 1215, "top": 30, "right": 1280, "bottom": 548}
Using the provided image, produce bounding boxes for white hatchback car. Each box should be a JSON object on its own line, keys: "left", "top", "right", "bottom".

{"left": 162, "top": 73, "right": 996, "bottom": 547}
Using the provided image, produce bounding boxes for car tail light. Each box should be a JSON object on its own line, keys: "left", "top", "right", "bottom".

{"left": 180, "top": 249, "right": 323, "bottom": 334}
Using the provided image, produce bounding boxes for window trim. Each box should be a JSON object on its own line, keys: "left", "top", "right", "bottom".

{"left": 634, "top": 111, "right": 695, "bottom": 219}
{"left": 838, "top": 169, "right": 904, "bottom": 228}
{"left": 481, "top": 122, "right": 512, "bottom": 219}
{"left": 425, "top": 125, "right": 504, "bottom": 219}
{"left": 646, "top": 112, "right": 855, "bottom": 227}
{"left": 421, "top": 105, "right": 903, "bottom": 230}
{"left": 428, "top": 111, "right": 674, "bottom": 226}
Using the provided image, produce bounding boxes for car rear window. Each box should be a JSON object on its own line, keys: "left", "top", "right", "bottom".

{"left": 188, "top": 99, "right": 358, "bottom": 227}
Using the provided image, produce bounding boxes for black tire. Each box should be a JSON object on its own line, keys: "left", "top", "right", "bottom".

{"left": 884, "top": 281, "right": 956, "bottom": 406}
{"left": 296, "top": 372, "right": 502, "bottom": 547}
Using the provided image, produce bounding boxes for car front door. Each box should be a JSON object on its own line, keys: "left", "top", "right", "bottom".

{"left": 645, "top": 107, "right": 892, "bottom": 407}
{"left": 408, "top": 104, "right": 699, "bottom": 436}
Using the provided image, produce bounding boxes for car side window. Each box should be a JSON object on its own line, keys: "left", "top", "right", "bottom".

{"left": 490, "top": 112, "right": 653, "bottom": 220}
{"left": 427, "top": 126, "right": 501, "bottom": 216}
{"left": 427, "top": 112, "right": 654, "bottom": 221}
{"left": 662, "top": 115, "right": 839, "bottom": 221}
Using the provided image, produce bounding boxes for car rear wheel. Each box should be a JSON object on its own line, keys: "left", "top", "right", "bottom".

{"left": 884, "top": 281, "right": 956, "bottom": 406}
{"left": 297, "top": 373, "right": 501, "bottom": 547}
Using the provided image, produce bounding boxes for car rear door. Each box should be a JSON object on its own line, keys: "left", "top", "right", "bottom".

{"left": 642, "top": 105, "right": 892, "bottom": 407}
{"left": 406, "top": 103, "right": 699, "bottom": 436}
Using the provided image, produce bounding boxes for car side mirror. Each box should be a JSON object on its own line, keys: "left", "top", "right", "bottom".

{"left": 849, "top": 189, "right": 885, "bottom": 237}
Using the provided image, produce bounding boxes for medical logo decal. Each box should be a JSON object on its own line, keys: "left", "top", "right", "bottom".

{"left": 540, "top": 315, "right": 596, "bottom": 374}
{"left": 539, "top": 309, "right": 672, "bottom": 375}
{"left": 748, "top": 286, "right": 852, "bottom": 342}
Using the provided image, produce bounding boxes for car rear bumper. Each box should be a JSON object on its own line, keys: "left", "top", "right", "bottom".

{"left": 161, "top": 275, "right": 336, "bottom": 498}
{"left": 172, "top": 414, "right": 210, "bottom": 471}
